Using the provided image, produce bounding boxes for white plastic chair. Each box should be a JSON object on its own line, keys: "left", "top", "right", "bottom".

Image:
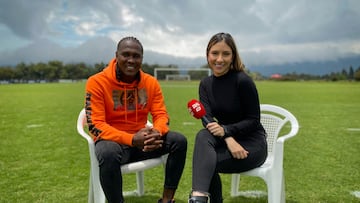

{"left": 77, "top": 108, "right": 168, "bottom": 203}
{"left": 230, "top": 104, "right": 299, "bottom": 203}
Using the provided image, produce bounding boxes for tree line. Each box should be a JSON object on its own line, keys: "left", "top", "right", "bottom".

{"left": 0, "top": 61, "right": 180, "bottom": 83}
{"left": 274, "top": 66, "right": 360, "bottom": 81}
{"left": 0, "top": 61, "right": 359, "bottom": 83}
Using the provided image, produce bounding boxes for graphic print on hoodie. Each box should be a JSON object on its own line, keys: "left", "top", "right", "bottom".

{"left": 112, "top": 88, "right": 147, "bottom": 111}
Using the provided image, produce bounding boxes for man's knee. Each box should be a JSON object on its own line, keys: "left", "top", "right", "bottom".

{"left": 166, "top": 131, "right": 187, "bottom": 151}
{"left": 95, "top": 140, "right": 121, "bottom": 166}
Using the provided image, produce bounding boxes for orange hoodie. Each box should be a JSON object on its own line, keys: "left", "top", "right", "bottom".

{"left": 85, "top": 58, "right": 169, "bottom": 146}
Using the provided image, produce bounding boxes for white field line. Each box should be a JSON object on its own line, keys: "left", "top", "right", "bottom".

{"left": 161, "top": 84, "right": 197, "bottom": 88}
{"left": 183, "top": 122, "right": 196, "bottom": 125}
{"left": 26, "top": 124, "right": 44, "bottom": 128}
{"left": 236, "top": 190, "right": 267, "bottom": 198}
{"left": 351, "top": 191, "right": 360, "bottom": 198}
{"left": 347, "top": 128, "right": 360, "bottom": 131}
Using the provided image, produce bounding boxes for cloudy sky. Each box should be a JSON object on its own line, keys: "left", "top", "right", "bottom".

{"left": 0, "top": 0, "right": 359, "bottom": 68}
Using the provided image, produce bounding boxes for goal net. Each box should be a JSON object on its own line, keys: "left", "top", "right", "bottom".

{"left": 154, "top": 68, "right": 211, "bottom": 81}
{"left": 165, "top": 74, "right": 190, "bottom": 81}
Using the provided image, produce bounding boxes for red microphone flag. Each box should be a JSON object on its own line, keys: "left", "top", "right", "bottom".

{"left": 187, "top": 99, "right": 207, "bottom": 118}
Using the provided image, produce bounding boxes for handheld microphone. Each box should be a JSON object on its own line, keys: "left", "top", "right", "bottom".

{"left": 187, "top": 99, "right": 210, "bottom": 124}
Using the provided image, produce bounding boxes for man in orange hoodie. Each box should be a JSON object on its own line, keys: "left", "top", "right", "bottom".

{"left": 85, "top": 36, "right": 187, "bottom": 203}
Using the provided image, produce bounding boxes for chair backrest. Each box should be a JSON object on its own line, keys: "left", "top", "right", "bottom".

{"left": 260, "top": 104, "right": 299, "bottom": 159}
{"left": 77, "top": 108, "right": 93, "bottom": 143}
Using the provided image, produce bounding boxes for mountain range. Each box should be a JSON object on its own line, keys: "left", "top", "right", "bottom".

{"left": 144, "top": 52, "right": 360, "bottom": 77}
{"left": 249, "top": 55, "right": 360, "bottom": 76}
{"left": 0, "top": 36, "right": 359, "bottom": 77}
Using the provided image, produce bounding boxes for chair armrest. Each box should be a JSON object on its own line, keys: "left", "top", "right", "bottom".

{"left": 277, "top": 113, "right": 300, "bottom": 143}
{"left": 277, "top": 126, "right": 299, "bottom": 143}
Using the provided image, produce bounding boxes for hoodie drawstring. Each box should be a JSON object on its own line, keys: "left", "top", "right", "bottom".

{"left": 123, "top": 87, "right": 139, "bottom": 124}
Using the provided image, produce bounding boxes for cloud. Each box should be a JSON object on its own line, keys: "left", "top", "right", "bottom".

{"left": 0, "top": 0, "right": 359, "bottom": 67}
{"left": 0, "top": 0, "right": 61, "bottom": 39}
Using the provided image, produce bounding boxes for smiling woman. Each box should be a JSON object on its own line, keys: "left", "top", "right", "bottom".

{"left": 188, "top": 32, "right": 268, "bottom": 203}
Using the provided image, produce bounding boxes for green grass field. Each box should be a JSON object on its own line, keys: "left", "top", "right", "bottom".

{"left": 0, "top": 81, "right": 359, "bottom": 203}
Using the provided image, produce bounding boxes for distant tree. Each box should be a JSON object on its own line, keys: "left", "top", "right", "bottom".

{"left": 0, "top": 67, "right": 15, "bottom": 81}
{"left": 14, "top": 62, "right": 30, "bottom": 82}
{"left": 354, "top": 67, "right": 360, "bottom": 81}
{"left": 32, "top": 62, "right": 48, "bottom": 81}
{"left": 248, "top": 71, "right": 264, "bottom": 80}
{"left": 141, "top": 63, "right": 154, "bottom": 75}
{"left": 341, "top": 68, "right": 348, "bottom": 79}
{"left": 76, "top": 62, "right": 91, "bottom": 79}
{"left": 64, "top": 63, "right": 77, "bottom": 79}
{"left": 46, "top": 60, "right": 63, "bottom": 81}
{"left": 94, "top": 62, "right": 106, "bottom": 74}
{"left": 348, "top": 66, "right": 354, "bottom": 80}
{"left": 200, "top": 64, "right": 208, "bottom": 69}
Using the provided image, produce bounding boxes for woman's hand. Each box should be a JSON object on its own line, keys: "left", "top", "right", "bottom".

{"left": 206, "top": 122, "right": 248, "bottom": 159}
{"left": 224, "top": 137, "right": 249, "bottom": 159}
{"left": 206, "top": 122, "right": 225, "bottom": 137}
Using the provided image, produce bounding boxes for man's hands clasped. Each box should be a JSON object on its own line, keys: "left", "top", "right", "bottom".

{"left": 132, "top": 127, "right": 163, "bottom": 152}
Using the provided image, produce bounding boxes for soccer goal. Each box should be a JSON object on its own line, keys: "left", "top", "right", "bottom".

{"left": 165, "top": 74, "right": 191, "bottom": 81}
{"left": 154, "top": 68, "right": 211, "bottom": 81}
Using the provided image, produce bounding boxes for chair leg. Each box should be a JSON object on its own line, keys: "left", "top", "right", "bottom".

{"left": 280, "top": 174, "right": 286, "bottom": 203}
{"left": 93, "top": 183, "right": 106, "bottom": 203}
{"left": 88, "top": 172, "right": 94, "bottom": 203}
{"left": 122, "top": 171, "right": 145, "bottom": 196}
{"left": 136, "top": 171, "right": 145, "bottom": 196}
{"left": 230, "top": 174, "right": 241, "bottom": 196}
{"left": 267, "top": 172, "right": 285, "bottom": 203}
{"left": 92, "top": 169, "right": 106, "bottom": 203}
